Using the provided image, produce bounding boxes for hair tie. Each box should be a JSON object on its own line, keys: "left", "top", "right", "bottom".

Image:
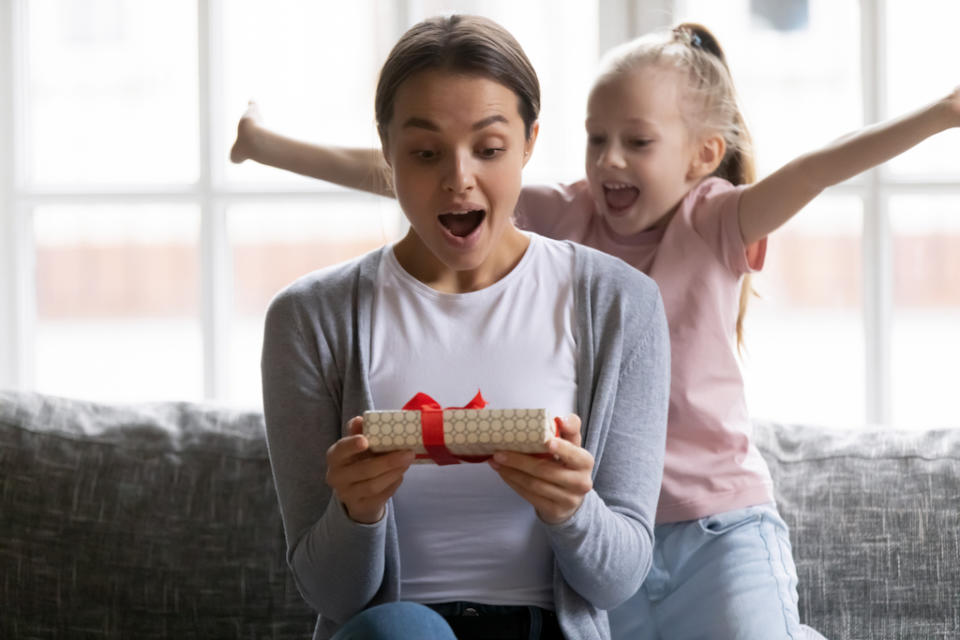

{"left": 673, "top": 26, "right": 703, "bottom": 50}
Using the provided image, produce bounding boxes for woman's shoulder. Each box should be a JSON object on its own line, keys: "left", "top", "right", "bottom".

{"left": 568, "top": 241, "right": 662, "bottom": 310}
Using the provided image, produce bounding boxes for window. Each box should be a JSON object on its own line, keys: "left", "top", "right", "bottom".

{"left": 2, "top": 1, "right": 957, "bottom": 428}
{"left": 675, "top": 0, "right": 960, "bottom": 429}
{"left": 0, "top": 0, "right": 598, "bottom": 408}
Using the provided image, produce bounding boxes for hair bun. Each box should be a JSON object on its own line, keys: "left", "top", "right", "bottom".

{"left": 673, "top": 22, "right": 726, "bottom": 63}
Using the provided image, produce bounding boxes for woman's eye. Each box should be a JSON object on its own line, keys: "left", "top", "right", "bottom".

{"left": 414, "top": 150, "right": 437, "bottom": 160}
{"left": 478, "top": 147, "right": 505, "bottom": 159}
{"left": 587, "top": 135, "right": 605, "bottom": 146}
{"left": 628, "top": 138, "right": 651, "bottom": 149}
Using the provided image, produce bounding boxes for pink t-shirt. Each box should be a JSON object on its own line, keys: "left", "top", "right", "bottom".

{"left": 516, "top": 177, "right": 773, "bottom": 524}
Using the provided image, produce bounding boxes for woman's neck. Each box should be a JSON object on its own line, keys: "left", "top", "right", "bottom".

{"left": 392, "top": 226, "right": 530, "bottom": 294}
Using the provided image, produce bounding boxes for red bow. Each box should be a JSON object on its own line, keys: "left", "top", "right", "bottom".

{"left": 403, "top": 391, "right": 488, "bottom": 465}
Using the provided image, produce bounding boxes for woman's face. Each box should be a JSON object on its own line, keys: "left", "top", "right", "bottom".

{"left": 383, "top": 69, "right": 537, "bottom": 291}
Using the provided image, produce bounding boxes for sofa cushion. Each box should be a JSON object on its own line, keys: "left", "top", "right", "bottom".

{"left": 755, "top": 421, "right": 960, "bottom": 640}
{"left": 0, "top": 391, "right": 314, "bottom": 639}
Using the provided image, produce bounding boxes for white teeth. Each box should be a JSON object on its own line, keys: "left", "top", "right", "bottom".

{"left": 604, "top": 182, "right": 633, "bottom": 190}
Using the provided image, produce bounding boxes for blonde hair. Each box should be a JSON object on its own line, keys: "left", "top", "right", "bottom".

{"left": 596, "top": 22, "right": 757, "bottom": 351}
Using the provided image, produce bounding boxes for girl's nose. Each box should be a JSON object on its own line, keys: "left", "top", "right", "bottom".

{"left": 442, "top": 151, "right": 476, "bottom": 193}
{"left": 598, "top": 143, "right": 626, "bottom": 169}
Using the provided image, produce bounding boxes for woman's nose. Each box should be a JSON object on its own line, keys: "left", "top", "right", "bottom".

{"left": 442, "top": 151, "right": 476, "bottom": 193}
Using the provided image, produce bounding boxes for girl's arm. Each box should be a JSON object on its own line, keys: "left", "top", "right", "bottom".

{"left": 739, "top": 87, "right": 960, "bottom": 245}
{"left": 230, "top": 101, "right": 393, "bottom": 197}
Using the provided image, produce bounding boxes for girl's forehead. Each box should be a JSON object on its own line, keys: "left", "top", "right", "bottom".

{"left": 588, "top": 66, "right": 685, "bottom": 118}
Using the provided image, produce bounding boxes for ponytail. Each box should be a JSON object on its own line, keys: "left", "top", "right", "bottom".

{"left": 675, "top": 22, "right": 758, "bottom": 354}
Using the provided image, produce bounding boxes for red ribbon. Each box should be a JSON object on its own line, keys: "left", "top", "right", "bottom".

{"left": 402, "top": 391, "right": 490, "bottom": 465}
{"left": 401, "top": 391, "right": 561, "bottom": 465}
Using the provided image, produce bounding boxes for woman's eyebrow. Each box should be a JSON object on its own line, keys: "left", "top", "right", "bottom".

{"left": 472, "top": 114, "right": 508, "bottom": 130}
{"left": 401, "top": 117, "right": 440, "bottom": 131}
{"left": 400, "top": 114, "right": 509, "bottom": 131}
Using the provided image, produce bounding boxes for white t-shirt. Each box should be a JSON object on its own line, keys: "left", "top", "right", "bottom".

{"left": 369, "top": 233, "right": 578, "bottom": 608}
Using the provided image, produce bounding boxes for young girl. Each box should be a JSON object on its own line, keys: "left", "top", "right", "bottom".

{"left": 260, "top": 14, "right": 670, "bottom": 640}
{"left": 241, "top": 22, "right": 960, "bottom": 639}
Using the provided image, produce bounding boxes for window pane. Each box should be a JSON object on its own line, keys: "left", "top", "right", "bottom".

{"left": 743, "top": 196, "right": 865, "bottom": 427}
{"left": 226, "top": 196, "right": 403, "bottom": 407}
{"left": 222, "top": 0, "right": 392, "bottom": 186}
{"left": 26, "top": 0, "right": 198, "bottom": 185}
{"left": 676, "top": 0, "right": 862, "bottom": 177}
{"left": 34, "top": 205, "right": 202, "bottom": 401}
{"left": 885, "top": 1, "right": 960, "bottom": 179}
{"left": 890, "top": 196, "right": 960, "bottom": 429}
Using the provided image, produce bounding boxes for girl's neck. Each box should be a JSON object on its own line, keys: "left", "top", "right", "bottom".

{"left": 393, "top": 226, "right": 530, "bottom": 294}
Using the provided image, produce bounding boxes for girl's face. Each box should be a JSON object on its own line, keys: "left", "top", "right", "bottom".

{"left": 383, "top": 69, "right": 537, "bottom": 292}
{"left": 585, "top": 64, "right": 703, "bottom": 236}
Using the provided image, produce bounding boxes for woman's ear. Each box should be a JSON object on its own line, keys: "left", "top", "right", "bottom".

{"left": 687, "top": 133, "right": 725, "bottom": 180}
{"left": 522, "top": 120, "right": 540, "bottom": 168}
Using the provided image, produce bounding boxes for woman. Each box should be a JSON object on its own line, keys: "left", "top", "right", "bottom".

{"left": 260, "top": 15, "right": 670, "bottom": 640}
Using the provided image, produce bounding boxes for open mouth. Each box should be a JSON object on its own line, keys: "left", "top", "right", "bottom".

{"left": 603, "top": 182, "right": 639, "bottom": 211}
{"left": 438, "top": 209, "right": 486, "bottom": 238}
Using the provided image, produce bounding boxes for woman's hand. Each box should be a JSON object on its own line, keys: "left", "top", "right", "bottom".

{"left": 325, "top": 416, "right": 416, "bottom": 524}
{"left": 488, "top": 414, "right": 594, "bottom": 525}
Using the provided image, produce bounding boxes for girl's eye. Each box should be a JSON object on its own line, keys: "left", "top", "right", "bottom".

{"left": 414, "top": 150, "right": 438, "bottom": 160}
{"left": 587, "top": 135, "right": 606, "bottom": 146}
{"left": 628, "top": 138, "right": 651, "bottom": 149}
{"left": 478, "top": 147, "right": 505, "bottom": 159}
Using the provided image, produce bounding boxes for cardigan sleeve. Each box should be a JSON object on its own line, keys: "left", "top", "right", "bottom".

{"left": 545, "top": 251, "right": 670, "bottom": 610}
{"left": 260, "top": 280, "right": 388, "bottom": 624}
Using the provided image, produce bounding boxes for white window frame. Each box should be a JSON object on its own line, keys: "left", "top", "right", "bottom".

{"left": 2, "top": 0, "right": 955, "bottom": 427}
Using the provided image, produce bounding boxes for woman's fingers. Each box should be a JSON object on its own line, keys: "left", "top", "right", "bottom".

{"left": 326, "top": 415, "right": 416, "bottom": 523}
{"left": 555, "top": 413, "right": 582, "bottom": 448}
{"left": 489, "top": 438, "right": 595, "bottom": 524}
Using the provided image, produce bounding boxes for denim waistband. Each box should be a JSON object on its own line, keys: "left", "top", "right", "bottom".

{"left": 426, "top": 601, "right": 556, "bottom": 618}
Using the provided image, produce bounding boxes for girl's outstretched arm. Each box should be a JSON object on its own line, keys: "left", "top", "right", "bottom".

{"left": 738, "top": 87, "right": 960, "bottom": 245}
{"left": 230, "top": 101, "right": 394, "bottom": 197}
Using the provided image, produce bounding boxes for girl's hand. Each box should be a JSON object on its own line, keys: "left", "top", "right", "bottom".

{"left": 946, "top": 86, "right": 960, "bottom": 126}
{"left": 488, "top": 414, "right": 594, "bottom": 525}
{"left": 229, "top": 100, "right": 264, "bottom": 164}
{"left": 325, "top": 416, "right": 416, "bottom": 524}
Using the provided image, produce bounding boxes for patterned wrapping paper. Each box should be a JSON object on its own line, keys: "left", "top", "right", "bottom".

{"left": 363, "top": 408, "right": 555, "bottom": 463}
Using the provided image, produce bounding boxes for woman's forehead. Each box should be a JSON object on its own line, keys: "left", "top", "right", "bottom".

{"left": 392, "top": 70, "right": 523, "bottom": 127}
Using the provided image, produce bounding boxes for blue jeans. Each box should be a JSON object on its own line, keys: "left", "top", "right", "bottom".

{"left": 330, "top": 602, "right": 456, "bottom": 640}
{"left": 608, "top": 503, "right": 803, "bottom": 640}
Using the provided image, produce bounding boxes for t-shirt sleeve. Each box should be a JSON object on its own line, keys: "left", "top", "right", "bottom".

{"left": 515, "top": 180, "right": 595, "bottom": 242}
{"left": 688, "top": 178, "right": 767, "bottom": 275}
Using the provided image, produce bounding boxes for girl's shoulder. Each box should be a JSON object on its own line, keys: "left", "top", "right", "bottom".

{"left": 516, "top": 180, "right": 594, "bottom": 238}
{"left": 685, "top": 176, "right": 740, "bottom": 209}
{"left": 520, "top": 179, "right": 591, "bottom": 203}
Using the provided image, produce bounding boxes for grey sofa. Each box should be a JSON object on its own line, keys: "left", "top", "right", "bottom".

{"left": 1, "top": 390, "right": 958, "bottom": 639}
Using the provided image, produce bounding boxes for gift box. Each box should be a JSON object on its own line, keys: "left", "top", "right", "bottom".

{"left": 362, "top": 391, "right": 558, "bottom": 465}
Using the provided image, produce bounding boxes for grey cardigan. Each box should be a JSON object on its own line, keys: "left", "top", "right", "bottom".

{"left": 261, "top": 239, "right": 670, "bottom": 640}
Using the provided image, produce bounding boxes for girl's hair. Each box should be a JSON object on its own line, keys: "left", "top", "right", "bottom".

{"left": 597, "top": 22, "right": 757, "bottom": 351}
{"left": 374, "top": 15, "right": 541, "bottom": 144}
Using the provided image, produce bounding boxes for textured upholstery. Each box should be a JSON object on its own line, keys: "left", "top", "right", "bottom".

{"left": 755, "top": 421, "right": 960, "bottom": 639}
{"left": 0, "top": 391, "right": 314, "bottom": 639}
{"left": 1, "top": 390, "right": 958, "bottom": 639}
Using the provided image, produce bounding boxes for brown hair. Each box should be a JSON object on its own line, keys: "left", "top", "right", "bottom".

{"left": 374, "top": 15, "right": 540, "bottom": 144}
{"left": 597, "top": 22, "right": 758, "bottom": 351}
